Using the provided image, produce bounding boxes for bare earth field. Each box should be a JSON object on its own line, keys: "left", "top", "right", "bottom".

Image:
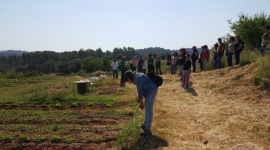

{"left": 128, "top": 62, "right": 270, "bottom": 150}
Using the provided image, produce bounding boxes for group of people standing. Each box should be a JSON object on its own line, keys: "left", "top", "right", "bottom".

{"left": 111, "top": 54, "right": 163, "bottom": 87}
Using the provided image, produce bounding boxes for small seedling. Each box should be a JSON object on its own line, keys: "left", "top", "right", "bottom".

{"left": 35, "top": 135, "right": 45, "bottom": 143}
{"left": 64, "top": 137, "right": 74, "bottom": 144}
{"left": 55, "top": 103, "right": 61, "bottom": 108}
{"left": 96, "top": 135, "right": 103, "bottom": 141}
{"left": 50, "top": 135, "right": 60, "bottom": 143}
{"left": 52, "top": 124, "right": 59, "bottom": 132}
{"left": 3, "top": 135, "right": 12, "bottom": 143}
{"left": 87, "top": 102, "right": 94, "bottom": 106}
{"left": 19, "top": 134, "right": 28, "bottom": 143}
{"left": 71, "top": 102, "right": 79, "bottom": 108}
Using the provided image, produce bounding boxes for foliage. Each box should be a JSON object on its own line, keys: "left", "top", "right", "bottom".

{"left": 228, "top": 12, "right": 270, "bottom": 49}
{"left": 253, "top": 56, "right": 270, "bottom": 88}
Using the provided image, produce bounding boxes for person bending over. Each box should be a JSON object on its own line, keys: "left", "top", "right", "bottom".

{"left": 124, "top": 71, "right": 158, "bottom": 136}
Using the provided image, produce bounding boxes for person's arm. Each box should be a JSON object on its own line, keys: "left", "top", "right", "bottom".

{"left": 135, "top": 78, "right": 144, "bottom": 109}
{"left": 236, "top": 43, "right": 242, "bottom": 51}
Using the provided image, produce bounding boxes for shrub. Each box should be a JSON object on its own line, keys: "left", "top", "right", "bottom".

{"left": 35, "top": 135, "right": 45, "bottom": 143}
{"left": 71, "top": 102, "right": 79, "bottom": 108}
{"left": 19, "top": 134, "right": 28, "bottom": 143}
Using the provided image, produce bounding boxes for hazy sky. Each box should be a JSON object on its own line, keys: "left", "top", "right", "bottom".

{"left": 1, "top": 0, "right": 270, "bottom": 52}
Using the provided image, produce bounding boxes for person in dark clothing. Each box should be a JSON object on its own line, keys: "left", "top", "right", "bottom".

{"left": 235, "top": 35, "right": 244, "bottom": 65}
{"left": 148, "top": 54, "right": 155, "bottom": 73}
{"left": 155, "top": 56, "right": 162, "bottom": 75}
{"left": 191, "top": 46, "right": 198, "bottom": 72}
{"left": 179, "top": 48, "right": 186, "bottom": 81}
{"left": 182, "top": 54, "right": 191, "bottom": 88}
{"left": 213, "top": 44, "right": 218, "bottom": 69}
{"left": 123, "top": 71, "right": 158, "bottom": 136}
{"left": 198, "top": 46, "right": 204, "bottom": 71}
{"left": 138, "top": 56, "right": 144, "bottom": 73}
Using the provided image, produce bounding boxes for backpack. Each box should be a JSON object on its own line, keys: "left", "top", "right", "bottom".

{"left": 146, "top": 73, "right": 163, "bottom": 87}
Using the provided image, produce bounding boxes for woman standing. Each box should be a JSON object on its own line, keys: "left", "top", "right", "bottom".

{"left": 235, "top": 35, "right": 244, "bottom": 65}
{"left": 155, "top": 56, "right": 162, "bottom": 75}
{"left": 201, "top": 45, "right": 210, "bottom": 71}
{"left": 227, "top": 37, "right": 236, "bottom": 69}
{"left": 166, "top": 54, "right": 172, "bottom": 74}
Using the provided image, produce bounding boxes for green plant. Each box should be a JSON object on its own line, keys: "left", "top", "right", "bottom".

{"left": 50, "top": 135, "right": 60, "bottom": 143}
{"left": 71, "top": 102, "right": 79, "bottom": 108}
{"left": 64, "top": 137, "right": 74, "bottom": 144}
{"left": 3, "top": 134, "right": 13, "bottom": 143}
{"left": 19, "top": 134, "right": 28, "bottom": 143}
{"left": 52, "top": 124, "right": 60, "bottom": 132}
{"left": 55, "top": 103, "right": 61, "bottom": 108}
{"left": 88, "top": 102, "right": 95, "bottom": 106}
{"left": 35, "top": 135, "right": 45, "bottom": 143}
{"left": 96, "top": 135, "right": 103, "bottom": 141}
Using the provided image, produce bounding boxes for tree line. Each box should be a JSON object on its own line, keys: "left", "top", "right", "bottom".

{"left": 0, "top": 47, "right": 138, "bottom": 75}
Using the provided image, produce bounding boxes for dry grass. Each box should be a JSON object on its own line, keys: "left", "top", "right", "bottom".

{"left": 126, "top": 61, "right": 270, "bottom": 150}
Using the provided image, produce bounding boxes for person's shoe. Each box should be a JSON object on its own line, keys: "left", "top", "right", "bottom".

{"left": 140, "top": 129, "right": 152, "bottom": 136}
{"left": 141, "top": 124, "right": 146, "bottom": 130}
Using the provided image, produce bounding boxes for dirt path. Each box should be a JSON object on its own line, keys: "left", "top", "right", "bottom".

{"left": 131, "top": 63, "right": 270, "bottom": 150}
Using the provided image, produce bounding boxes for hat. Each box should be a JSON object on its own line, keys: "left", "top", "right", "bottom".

{"left": 123, "top": 71, "right": 134, "bottom": 81}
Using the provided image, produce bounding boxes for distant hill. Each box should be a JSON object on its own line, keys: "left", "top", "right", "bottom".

{"left": 0, "top": 50, "right": 28, "bottom": 57}
{"left": 135, "top": 47, "right": 202, "bottom": 56}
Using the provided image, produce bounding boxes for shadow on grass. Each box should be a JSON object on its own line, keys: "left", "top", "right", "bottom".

{"left": 184, "top": 81, "right": 198, "bottom": 96}
{"left": 122, "top": 135, "right": 168, "bottom": 150}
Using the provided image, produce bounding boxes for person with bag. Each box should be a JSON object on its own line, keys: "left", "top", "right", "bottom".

{"left": 227, "top": 37, "right": 236, "bottom": 69}
{"left": 234, "top": 35, "right": 244, "bottom": 65}
{"left": 123, "top": 71, "right": 158, "bottom": 136}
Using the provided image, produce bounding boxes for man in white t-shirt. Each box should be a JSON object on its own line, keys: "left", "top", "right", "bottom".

{"left": 111, "top": 59, "right": 119, "bottom": 79}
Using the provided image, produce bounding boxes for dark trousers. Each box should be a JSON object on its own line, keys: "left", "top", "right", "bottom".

{"left": 235, "top": 50, "right": 241, "bottom": 65}
{"left": 216, "top": 55, "right": 223, "bottom": 69}
{"left": 113, "top": 70, "right": 118, "bottom": 79}
{"left": 213, "top": 55, "right": 218, "bottom": 69}
{"left": 227, "top": 53, "right": 233, "bottom": 67}
{"left": 138, "top": 67, "right": 142, "bottom": 73}
{"left": 148, "top": 64, "right": 154, "bottom": 73}
{"left": 120, "top": 70, "right": 126, "bottom": 84}
{"left": 191, "top": 60, "right": 196, "bottom": 72}
{"left": 155, "top": 66, "right": 162, "bottom": 75}
{"left": 132, "top": 67, "right": 136, "bottom": 72}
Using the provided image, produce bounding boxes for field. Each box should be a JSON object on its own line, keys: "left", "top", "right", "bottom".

{"left": 0, "top": 74, "right": 141, "bottom": 150}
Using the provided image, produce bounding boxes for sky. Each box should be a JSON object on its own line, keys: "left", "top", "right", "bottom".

{"left": 0, "top": 0, "right": 270, "bottom": 52}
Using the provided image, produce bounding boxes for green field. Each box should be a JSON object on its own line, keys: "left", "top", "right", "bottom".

{"left": 0, "top": 74, "right": 141, "bottom": 150}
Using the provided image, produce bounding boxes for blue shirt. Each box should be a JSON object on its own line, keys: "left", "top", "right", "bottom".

{"left": 133, "top": 73, "right": 157, "bottom": 100}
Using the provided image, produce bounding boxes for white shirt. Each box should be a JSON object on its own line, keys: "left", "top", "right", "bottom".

{"left": 142, "top": 61, "right": 147, "bottom": 69}
{"left": 111, "top": 62, "right": 118, "bottom": 70}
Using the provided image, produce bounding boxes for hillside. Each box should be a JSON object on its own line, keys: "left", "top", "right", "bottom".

{"left": 0, "top": 50, "right": 28, "bottom": 56}
{"left": 127, "top": 61, "right": 270, "bottom": 149}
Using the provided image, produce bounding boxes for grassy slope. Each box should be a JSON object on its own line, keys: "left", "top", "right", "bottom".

{"left": 126, "top": 60, "right": 270, "bottom": 149}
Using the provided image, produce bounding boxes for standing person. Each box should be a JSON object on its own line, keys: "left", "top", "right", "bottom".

{"left": 123, "top": 71, "right": 158, "bottom": 136}
{"left": 179, "top": 48, "right": 186, "bottom": 81}
{"left": 155, "top": 56, "right": 162, "bottom": 75}
{"left": 201, "top": 45, "right": 210, "bottom": 71}
{"left": 227, "top": 37, "right": 236, "bottom": 69}
{"left": 138, "top": 56, "right": 144, "bottom": 73}
{"left": 191, "top": 46, "right": 198, "bottom": 72}
{"left": 182, "top": 54, "right": 191, "bottom": 88}
{"left": 120, "top": 56, "right": 128, "bottom": 87}
{"left": 166, "top": 54, "right": 172, "bottom": 74}
{"left": 171, "top": 52, "right": 178, "bottom": 74}
{"left": 142, "top": 59, "right": 147, "bottom": 74}
{"left": 213, "top": 44, "right": 219, "bottom": 69}
{"left": 261, "top": 25, "right": 270, "bottom": 57}
{"left": 148, "top": 54, "right": 155, "bottom": 73}
{"left": 235, "top": 35, "right": 244, "bottom": 65}
{"left": 131, "top": 57, "right": 138, "bottom": 72}
{"left": 216, "top": 38, "right": 225, "bottom": 69}
{"left": 111, "top": 58, "right": 119, "bottom": 79}
{"left": 198, "top": 46, "right": 204, "bottom": 71}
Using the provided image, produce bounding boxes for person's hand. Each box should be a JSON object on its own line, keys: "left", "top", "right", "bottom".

{"left": 138, "top": 101, "right": 144, "bottom": 110}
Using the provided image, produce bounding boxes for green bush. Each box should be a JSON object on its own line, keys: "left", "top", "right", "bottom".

{"left": 50, "top": 135, "right": 60, "bottom": 143}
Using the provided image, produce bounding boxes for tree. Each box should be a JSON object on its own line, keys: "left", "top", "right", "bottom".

{"left": 228, "top": 12, "right": 270, "bottom": 50}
